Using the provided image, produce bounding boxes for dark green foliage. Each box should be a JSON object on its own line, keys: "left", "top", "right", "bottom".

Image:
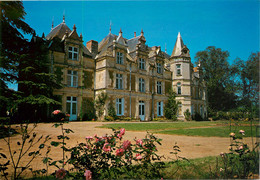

{"left": 192, "top": 112, "right": 204, "bottom": 121}
{"left": 54, "top": 67, "right": 63, "bottom": 84}
{"left": 95, "top": 92, "right": 108, "bottom": 118}
{"left": 184, "top": 109, "right": 191, "bottom": 121}
{"left": 164, "top": 89, "right": 179, "bottom": 120}
{"left": 108, "top": 102, "right": 117, "bottom": 120}
{"left": 81, "top": 98, "right": 96, "bottom": 121}
{"left": 195, "top": 46, "right": 238, "bottom": 112}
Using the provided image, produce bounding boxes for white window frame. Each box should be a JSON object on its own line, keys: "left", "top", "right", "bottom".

{"left": 157, "top": 63, "right": 162, "bottom": 74}
{"left": 176, "top": 64, "right": 181, "bottom": 75}
{"left": 66, "top": 96, "right": 77, "bottom": 117}
{"left": 157, "top": 81, "right": 162, "bottom": 94}
{"left": 139, "top": 78, "right": 145, "bottom": 92}
{"left": 157, "top": 101, "right": 164, "bottom": 117}
{"left": 177, "top": 82, "right": 181, "bottom": 95}
{"left": 139, "top": 58, "right": 145, "bottom": 70}
{"left": 68, "top": 46, "right": 78, "bottom": 61}
{"left": 116, "top": 52, "right": 123, "bottom": 64}
{"left": 116, "top": 98, "right": 124, "bottom": 116}
{"left": 67, "top": 70, "right": 78, "bottom": 87}
{"left": 116, "top": 74, "right": 123, "bottom": 89}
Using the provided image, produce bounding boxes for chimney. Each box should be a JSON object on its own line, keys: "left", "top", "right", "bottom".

{"left": 87, "top": 40, "right": 98, "bottom": 56}
{"left": 134, "top": 32, "right": 136, "bottom": 37}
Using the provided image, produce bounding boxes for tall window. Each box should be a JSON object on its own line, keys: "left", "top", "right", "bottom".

{"left": 116, "top": 98, "right": 124, "bottom": 116}
{"left": 67, "top": 70, "right": 78, "bottom": 87}
{"left": 176, "top": 64, "right": 181, "bottom": 75}
{"left": 116, "top": 74, "right": 123, "bottom": 89}
{"left": 66, "top": 96, "right": 77, "bottom": 119}
{"left": 139, "top": 78, "right": 145, "bottom": 92}
{"left": 157, "top": 101, "right": 163, "bottom": 117}
{"left": 157, "top": 63, "right": 162, "bottom": 74}
{"left": 157, "top": 81, "right": 162, "bottom": 94}
{"left": 177, "top": 82, "right": 181, "bottom": 95}
{"left": 139, "top": 58, "right": 145, "bottom": 70}
{"left": 68, "top": 46, "right": 78, "bottom": 61}
{"left": 116, "top": 52, "right": 123, "bottom": 64}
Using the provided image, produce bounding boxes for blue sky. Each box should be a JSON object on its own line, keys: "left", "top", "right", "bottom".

{"left": 8, "top": 0, "right": 259, "bottom": 89}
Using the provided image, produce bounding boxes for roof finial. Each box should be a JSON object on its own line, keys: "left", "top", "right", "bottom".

{"left": 51, "top": 17, "right": 54, "bottom": 30}
{"left": 109, "top": 20, "right": 112, "bottom": 34}
{"left": 73, "top": 24, "right": 76, "bottom": 30}
{"left": 141, "top": 29, "right": 144, "bottom": 36}
{"left": 165, "top": 43, "right": 167, "bottom": 53}
{"left": 63, "top": 10, "right": 65, "bottom": 23}
{"left": 119, "top": 28, "right": 122, "bottom": 36}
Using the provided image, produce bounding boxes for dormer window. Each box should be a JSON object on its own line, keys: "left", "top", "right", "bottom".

{"left": 157, "top": 63, "right": 162, "bottom": 74}
{"left": 116, "top": 52, "right": 123, "bottom": 64}
{"left": 176, "top": 64, "right": 181, "bottom": 75}
{"left": 139, "top": 58, "right": 145, "bottom": 70}
{"left": 68, "top": 46, "right": 78, "bottom": 61}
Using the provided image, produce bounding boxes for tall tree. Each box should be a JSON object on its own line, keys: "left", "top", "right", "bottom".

{"left": 164, "top": 89, "right": 179, "bottom": 120}
{"left": 195, "top": 46, "right": 238, "bottom": 111}
{"left": 0, "top": 1, "right": 35, "bottom": 116}
{"left": 234, "top": 52, "right": 259, "bottom": 113}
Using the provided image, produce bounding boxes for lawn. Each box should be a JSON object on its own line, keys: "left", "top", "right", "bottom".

{"left": 99, "top": 121, "right": 222, "bottom": 131}
{"left": 157, "top": 125, "right": 259, "bottom": 137}
{"left": 100, "top": 120, "right": 259, "bottom": 137}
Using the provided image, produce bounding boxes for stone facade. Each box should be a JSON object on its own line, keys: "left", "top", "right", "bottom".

{"left": 45, "top": 18, "right": 207, "bottom": 121}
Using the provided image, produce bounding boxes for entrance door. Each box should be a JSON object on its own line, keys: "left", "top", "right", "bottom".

{"left": 66, "top": 96, "right": 77, "bottom": 120}
{"left": 139, "top": 101, "right": 145, "bottom": 121}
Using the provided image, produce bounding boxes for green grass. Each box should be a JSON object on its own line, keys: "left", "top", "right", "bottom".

{"left": 99, "top": 121, "right": 222, "bottom": 131}
{"left": 157, "top": 125, "right": 259, "bottom": 137}
{"left": 99, "top": 121, "right": 259, "bottom": 137}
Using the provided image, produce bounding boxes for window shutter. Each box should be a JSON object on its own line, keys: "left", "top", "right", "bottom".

{"left": 122, "top": 98, "right": 124, "bottom": 115}
{"left": 161, "top": 101, "right": 164, "bottom": 116}
{"left": 157, "top": 102, "right": 159, "bottom": 116}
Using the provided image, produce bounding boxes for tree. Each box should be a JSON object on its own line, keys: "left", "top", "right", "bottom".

{"left": 195, "top": 46, "right": 238, "bottom": 111}
{"left": 95, "top": 92, "right": 108, "bottom": 119}
{"left": 234, "top": 52, "right": 259, "bottom": 114}
{"left": 0, "top": 1, "right": 35, "bottom": 116}
{"left": 164, "top": 89, "right": 179, "bottom": 120}
{"left": 17, "top": 36, "right": 62, "bottom": 122}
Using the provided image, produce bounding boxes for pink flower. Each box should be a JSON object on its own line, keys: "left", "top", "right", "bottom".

{"left": 220, "top": 168, "right": 224, "bottom": 172}
{"left": 86, "top": 136, "right": 93, "bottom": 140}
{"left": 122, "top": 140, "right": 131, "bottom": 150}
{"left": 120, "top": 128, "right": 125, "bottom": 135}
{"left": 66, "top": 113, "right": 70, "bottom": 117}
{"left": 52, "top": 110, "right": 61, "bottom": 115}
{"left": 84, "top": 169, "right": 92, "bottom": 180}
{"left": 55, "top": 168, "right": 66, "bottom": 180}
{"left": 103, "top": 143, "right": 111, "bottom": 152}
{"left": 117, "top": 133, "right": 123, "bottom": 139}
{"left": 135, "top": 153, "right": 142, "bottom": 160}
{"left": 229, "top": 132, "right": 235, "bottom": 137}
{"left": 239, "top": 130, "right": 245, "bottom": 135}
{"left": 85, "top": 145, "right": 91, "bottom": 150}
{"left": 116, "top": 148, "right": 125, "bottom": 156}
{"left": 220, "top": 152, "right": 225, "bottom": 157}
{"left": 136, "top": 139, "right": 143, "bottom": 146}
{"left": 238, "top": 145, "right": 243, "bottom": 150}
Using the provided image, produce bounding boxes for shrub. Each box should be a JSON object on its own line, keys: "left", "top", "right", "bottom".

{"left": 153, "top": 117, "right": 167, "bottom": 121}
{"left": 184, "top": 109, "right": 191, "bottom": 121}
{"left": 108, "top": 103, "right": 117, "bottom": 120}
{"left": 210, "top": 129, "right": 259, "bottom": 179}
{"left": 164, "top": 89, "right": 179, "bottom": 120}
{"left": 192, "top": 112, "right": 204, "bottom": 121}
{"left": 104, "top": 115, "right": 114, "bottom": 121}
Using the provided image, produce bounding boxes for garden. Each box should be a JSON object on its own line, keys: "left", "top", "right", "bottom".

{"left": 0, "top": 111, "right": 259, "bottom": 179}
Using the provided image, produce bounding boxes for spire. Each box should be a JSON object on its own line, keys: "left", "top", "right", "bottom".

{"left": 63, "top": 10, "right": 65, "bottom": 23}
{"left": 119, "top": 28, "right": 122, "bottom": 36}
{"left": 51, "top": 17, "right": 54, "bottom": 30}
{"left": 109, "top": 20, "right": 112, "bottom": 34}
{"left": 171, "top": 32, "right": 185, "bottom": 57}
{"left": 165, "top": 43, "right": 167, "bottom": 53}
{"left": 73, "top": 24, "right": 76, "bottom": 30}
{"left": 141, "top": 29, "right": 144, "bottom": 36}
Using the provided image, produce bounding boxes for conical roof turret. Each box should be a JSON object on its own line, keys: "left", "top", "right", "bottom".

{"left": 171, "top": 32, "right": 185, "bottom": 57}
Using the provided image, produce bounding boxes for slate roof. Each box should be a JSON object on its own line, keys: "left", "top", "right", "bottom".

{"left": 171, "top": 32, "right": 185, "bottom": 57}
{"left": 46, "top": 22, "right": 71, "bottom": 40}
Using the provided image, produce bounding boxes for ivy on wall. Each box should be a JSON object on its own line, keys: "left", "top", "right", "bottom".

{"left": 109, "top": 70, "right": 114, "bottom": 87}
{"left": 83, "top": 71, "right": 93, "bottom": 89}
{"left": 165, "top": 81, "right": 172, "bottom": 94}
{"left": 54, "top": 66, "right": 63, "bottom": 84}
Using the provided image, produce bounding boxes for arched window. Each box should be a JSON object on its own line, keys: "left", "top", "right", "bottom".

{"left": 177, "top": 82, "right": 181, "bottom": 95}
